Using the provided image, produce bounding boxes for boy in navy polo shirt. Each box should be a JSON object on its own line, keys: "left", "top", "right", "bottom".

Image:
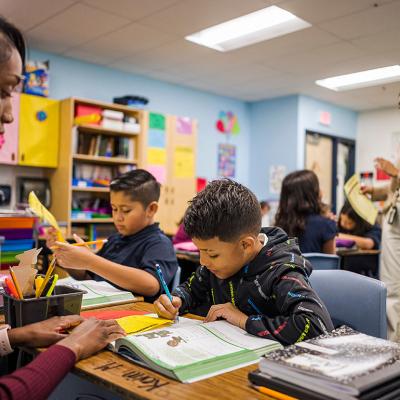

{"left": 154, "top": 179, "right": 333, "bottom": 344}
{"left": 49, "top": 170, "right": 178, "bottom": 301}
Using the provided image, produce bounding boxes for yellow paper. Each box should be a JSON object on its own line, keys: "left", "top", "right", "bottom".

{"left": 344, "top": 174, "right": 378, "bottom": 226}
{"left": 28, "top": 191, "right": 65, "bottom": 241}
{"left": 147, "top": 148, "right": 166, "bottom": 165}
{"left": 173, "top": 146, "right": 195, "bottom": 178}
{"left": 116, "top": 315, "right": 172, "bottom": 334}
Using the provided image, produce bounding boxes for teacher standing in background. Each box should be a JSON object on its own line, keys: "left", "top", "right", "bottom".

{"left": 363, "top": 157, "right": 400, "bottom": 341}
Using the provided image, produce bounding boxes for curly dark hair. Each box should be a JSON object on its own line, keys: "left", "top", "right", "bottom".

{"left": 183, "top": 179, "right": 261, "bottom": 242}
{"left": 275, "top": 170, "right": 322, "bottom": 237}
{"left": 0, "top": 15, "right": 26, "bottom": 68}
{"left": 338, "top": 200, "right": 373, "bottom": 235}
{"left": 110, "top": 169, "right": 160, "bottom": 208}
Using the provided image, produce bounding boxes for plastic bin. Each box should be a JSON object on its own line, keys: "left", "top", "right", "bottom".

{"left": 3, "top": 285, "right": 86, "bottom": 328}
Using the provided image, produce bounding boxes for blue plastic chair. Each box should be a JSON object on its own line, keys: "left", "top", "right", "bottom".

{"left": 309, "top": 269, "right": 387, "bottom": 338}
{"left": 170, "top": 265, "right": 182, "bottom": 291}
{"left": 303, "top": 252, "right": 340, "bottom": 270}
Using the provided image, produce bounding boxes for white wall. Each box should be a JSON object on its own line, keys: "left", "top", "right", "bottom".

{"left": 356, "top": 108, "right": 400, "bottom": 183}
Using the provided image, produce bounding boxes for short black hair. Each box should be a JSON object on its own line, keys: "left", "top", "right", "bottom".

{"left": 0, "top": 16, "right": 26, "bottom": 69}
{"left": 110, "top": 169, "right": 160, "bottom": 208}
{"left": 183, "top": 179, "right": 261, "bottom": 242}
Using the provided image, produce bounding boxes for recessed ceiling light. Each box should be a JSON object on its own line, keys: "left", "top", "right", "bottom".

{"left": 185, "top": 6, "right": 311, "bottom": 52}
{"left": 316, "top": 65, "right": 400, "bottom": 91}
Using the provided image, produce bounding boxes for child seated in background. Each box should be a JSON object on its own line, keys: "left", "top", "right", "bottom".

{"left": 260, "top": 200, "right": 271, "bottom": 227}
{"left": 275, "top": 170, "right": 337, "bottom": 254}
{"left": 154, "top": 179, "right": 333, "bottom": 345}
{"left": 47, "top": 169, "right": 179, "bottom": 302}
{"left": 338, "top": 200, "right": 381, "bottom": 250}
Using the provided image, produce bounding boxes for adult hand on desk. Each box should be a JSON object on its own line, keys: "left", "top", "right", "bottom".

{"left": 7, "top": 315, "right": 83, "bottom": 348}
{"left": 204, "top": 303, "right": 248, "bottom": 330}
{"left": 53, "top": 238, "right": 95, "bottom": 270}
{"left": 57, "top": 318, "right": 125, "bottom": 361}
{"left": 154, "top": 294, "right": 182, "bottom": 320}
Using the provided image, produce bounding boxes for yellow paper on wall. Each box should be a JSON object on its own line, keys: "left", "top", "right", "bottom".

{"left": 116, "top": 315, "right": 172, "bottom": 334}
{"left": 344, "top": 174, "right": 378, "bottom": 226}
{"left": 174, "top": 146, "right": 195, "bottom": 178}
{"left": 147, "top": 148, "right": 166, "bottom": 165}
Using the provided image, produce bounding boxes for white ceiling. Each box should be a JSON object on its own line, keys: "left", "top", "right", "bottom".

{"left": 3, "top": 0, "right": 400, "bottom": 110}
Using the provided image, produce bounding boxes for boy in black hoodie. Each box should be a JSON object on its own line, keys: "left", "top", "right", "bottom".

{"left": 154, "top": 179, "right": 333, "bottom": 345}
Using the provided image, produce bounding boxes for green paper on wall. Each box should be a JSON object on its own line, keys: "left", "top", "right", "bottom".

{"left": 149, "top": 113, "right": 165, "bottom": 130}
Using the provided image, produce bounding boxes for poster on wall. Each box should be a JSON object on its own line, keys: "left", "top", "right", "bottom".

{"left": 269, "top": 165, "right": 286, "bottom": 194}
{"left": 174, "top": 146, "right": 195, "bottom": 178}
{"left": 176, "top": 116, "right": 192, "bottom": 135}
{"left": 217, "top": 143, "right": 236, "bottom": 178}
{"left": 215, "top": 111, "right": 240, "bottom": 135}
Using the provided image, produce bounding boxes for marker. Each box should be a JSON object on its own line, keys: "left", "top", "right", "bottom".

{"left": 5, "top": 278, "right": 19, "bottom": 299}
{"left": 155, "top": 264, "right": 179, "bottom": 322}
{"left": 46, "top": 274, "right": 58, "bottom": 297}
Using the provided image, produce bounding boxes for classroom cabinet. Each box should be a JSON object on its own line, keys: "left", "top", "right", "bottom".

{"left": 142, "top": 113, "right": 197, "bottom": 235}
{"left": 18, "top": 94, "right": 60, "bottom": 167}
{"left": 0, "top": 93, "right": 60, "bottom": 168}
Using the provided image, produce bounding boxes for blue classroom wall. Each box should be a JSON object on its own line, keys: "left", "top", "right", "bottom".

{"left": 297, "top": 95, "right": 358, "bottom": 168}
{"left": 248, "top": 95, "right": 299, "bottom": 200}
{"left": 29, "top": 49, "right": 251, "bottom": 186}
{"left": 249, "top": 94, "right": 358, "bottom": 199}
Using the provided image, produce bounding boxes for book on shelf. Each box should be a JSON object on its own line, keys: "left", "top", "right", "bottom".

{"left": 111, "top": 318, "right": 282, "bottom": 383}
{"left": 57, "top": 277, "right": 136, "bottom": 309}
{"left": 252, "top": 326, "right": 400, "bottom": 400}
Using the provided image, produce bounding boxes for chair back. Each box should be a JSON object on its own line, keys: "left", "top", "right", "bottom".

{"left": 309, "top": 269, "right": 387, "bottom": 338}
{"left": 303, "top": 252, "right": 340, "bottom": 270}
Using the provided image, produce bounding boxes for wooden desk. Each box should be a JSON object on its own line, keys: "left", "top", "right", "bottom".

{"left": 336, "top": 249, "right": 380, "bottom": 278}
{"left": 175, "top": 250, "right": 200, "bottom": 264}
{"left": 59, "top": 302, "right": 271, "bottom": 400}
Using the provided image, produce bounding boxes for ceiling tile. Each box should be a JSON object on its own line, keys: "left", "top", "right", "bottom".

{"left": 351, "top": 28, "right": 400, "bottom": 53}
{"left": 278, "top": 0, "right": 381, "bottom": 24}
{"left": 319, "top": 1, "right": 400, "bottom": 40}
{"left": 82, "top": 0, "right": 179, "bottom": 20}
{"left": 66, "top": 23, "right": 178, "bottom": 61}
{"left": 1, "top": 0, "right": 77, "bottom": 31}
{"left": 26, "top": 3, "right": 130, "bottom": 52}
{"left": 139, "top": 0, "right": 272, "bottom": 35}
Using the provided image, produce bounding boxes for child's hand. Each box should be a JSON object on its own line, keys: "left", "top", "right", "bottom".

{"left": 45, "top": 227, "right": 58, "bottom": 250}
{"left": 53, "top": 241, "right": 95, "bottom": 270}
{"left": 154, "top": 294, "right": 182, "bottom": 320}
{"left": 204, "top": 303, "right": 248, "bottom": 330}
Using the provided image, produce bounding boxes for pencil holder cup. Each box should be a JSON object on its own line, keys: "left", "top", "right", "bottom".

{"left": 2, "top": 285, "right": 86, "bottom": 328}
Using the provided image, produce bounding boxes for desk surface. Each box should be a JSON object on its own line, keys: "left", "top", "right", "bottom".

{"left": 73, "top": 301, "right": 270, "bottom": 400}
{"left": 336, "top": 248, "right": 380, "bottom": 256}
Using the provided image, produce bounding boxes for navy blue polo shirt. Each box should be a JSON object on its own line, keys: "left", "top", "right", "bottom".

{"left": 92, "top": 223, "right": 178, "bottom": 302}
{"left": 298, "top": 214, "right": 337, "bottom": 253}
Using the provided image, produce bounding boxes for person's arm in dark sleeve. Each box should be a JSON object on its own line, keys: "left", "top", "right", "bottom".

{"left": 364, "top": 224, "right": 382, "bottom": 249}
{"left": 0, "top": 345, "right": 75, "bottom": 400}
{"left": 245, "top": 269, "right": 333, "bottom": 345}
{"left": 172, "top": 265, "right": 211, "bottom": 313}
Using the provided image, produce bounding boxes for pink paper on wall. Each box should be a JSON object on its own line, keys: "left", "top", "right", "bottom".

{"left": 146, "top": 165, "right": 166, "bottom": 184}
{"left": 176, "top": 117, "right": 192, "bottom": 135}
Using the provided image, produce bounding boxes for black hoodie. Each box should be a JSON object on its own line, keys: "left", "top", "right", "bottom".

{"left": 173, "top": 227, "right": 333, "bottom": 345}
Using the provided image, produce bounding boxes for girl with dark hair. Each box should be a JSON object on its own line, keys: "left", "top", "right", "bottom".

{"left": 275, "top": 170, "right": 337, "bottom": 254}
{"left": 338, "top": 200, "right": 381, "bottom": 250}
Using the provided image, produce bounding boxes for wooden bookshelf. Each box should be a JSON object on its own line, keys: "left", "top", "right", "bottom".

{"left": 47, "top": 97, "right": 144, "bottom": 237}
{"left": 77, "top": 124, "right": 140, "bottom": 137}
{"left": 72, "top": 187, "right": 109, "bottom": 193}
{"left": 73, "top": 154, "right": 138, "bottom": 165}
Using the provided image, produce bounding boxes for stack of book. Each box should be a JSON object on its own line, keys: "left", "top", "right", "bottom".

{"left": 249, "top": 326, "right": 400, "bottom": 400}
{"left": 0, "top": 214, "right": 36, "bottom": 269}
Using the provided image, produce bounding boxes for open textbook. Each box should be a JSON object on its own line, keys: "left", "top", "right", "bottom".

{"left": 256, "top": 326, "right": 400, "bottom": 400}
{"left": 344, "top": 174, "right": 378, "bottom": 226}
{"left": 111, "top": 318, "right": 282, "bottom": 383}
{"left": 57, "top": 277, "right": 135, "bottom": 309}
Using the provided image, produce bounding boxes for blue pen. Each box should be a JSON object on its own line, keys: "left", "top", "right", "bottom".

{"left": 155, "top": 264, "right": 179, "bottom": 322}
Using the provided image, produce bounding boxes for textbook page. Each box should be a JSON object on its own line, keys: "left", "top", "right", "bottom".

{"left": 124, "top": 324, "right": 249, "bottom": 369}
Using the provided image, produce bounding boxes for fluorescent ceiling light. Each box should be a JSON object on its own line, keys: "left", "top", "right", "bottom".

{"left": 185, "top": 6, "right": 311, "bottom": 52}
{"left": 316, "top": 65, "right": 400, "bottom": 91}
